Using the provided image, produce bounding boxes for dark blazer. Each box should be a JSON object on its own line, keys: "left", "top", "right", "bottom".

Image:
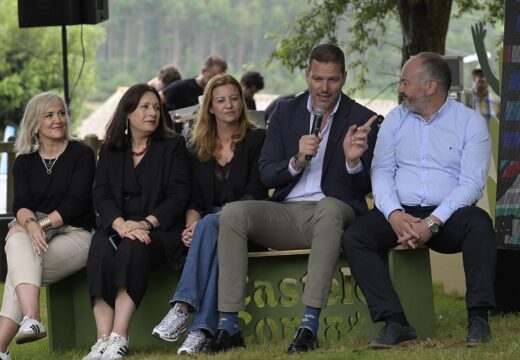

{"left": 188, "top": 128, "right": 268, "bottom": 216}
{"left": 259, "top": 92, "right": 378, "bottom": 215}
{"left": 92, "top": 136, "right": 190, "bottom": 267}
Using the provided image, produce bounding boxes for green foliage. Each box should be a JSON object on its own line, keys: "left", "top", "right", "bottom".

{"left": 269, "top": 0, "right": 504, "bottom": 95}
{"left": 94, "top": 0, "right": 306, "bottom": 98}
{"left": 455, "top": 0, "right": 505, "bottom": 25}
{"left": 0, "top": 0, "right": 105, "bottom": 128}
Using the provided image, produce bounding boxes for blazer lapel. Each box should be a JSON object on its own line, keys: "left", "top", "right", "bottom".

{"left": 323, "top": 94, "right": 352, "bottom": 174}
{"left": 292, "top": 98, "right": 312, "bottom": 155}
{"left": 109, "top": 150, "right": 125, "bottom": 210}
{"left": 203, "top": 159, "right": 215, "bottom": 210}
{"left": 140, "top": 141, "right": 163, "bottom": 210}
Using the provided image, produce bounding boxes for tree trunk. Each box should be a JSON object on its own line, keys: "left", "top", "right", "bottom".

{"left": 397, "top": 0, "right": 453, "bottom": 67}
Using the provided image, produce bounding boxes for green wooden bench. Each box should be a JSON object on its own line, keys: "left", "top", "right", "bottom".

{"left": 46, "top": 246, "right": 435, "bottom": 350}
{"left": 0, "top": 137, "right": 435, "bottom": 350}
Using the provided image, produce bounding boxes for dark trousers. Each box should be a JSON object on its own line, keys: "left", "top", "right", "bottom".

{"left": 87, "top": 229, "right": 167, "bottom": 309}
{"left": 341, "top": 206, "right": 496, "bottom": 323}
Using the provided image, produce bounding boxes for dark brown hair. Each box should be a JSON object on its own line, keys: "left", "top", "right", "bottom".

{"left": 203, "top": 55, "right": 228, "bottom": 73}
{"left": 104, "top": 84, "right": 173, "bottom": 150}
{"left": 308, "top": 44, "right": 345, "bottom": 73}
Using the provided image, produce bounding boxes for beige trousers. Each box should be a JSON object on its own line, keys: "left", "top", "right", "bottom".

{"left": 0, "top": 226, "right": 91, "bottom": 323}
{"left": 217, "top": 197, "right": 355, "bottom": 312}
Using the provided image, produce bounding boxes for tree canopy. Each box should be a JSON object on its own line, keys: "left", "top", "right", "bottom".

{"left": 269, "top": 0, "right": 505, "bottom": 93}
{"left": 0, "top": 0, "right": 104, "bottom": 129}
{"left": 94, "top": 0, "right": 307, "bottom": 98}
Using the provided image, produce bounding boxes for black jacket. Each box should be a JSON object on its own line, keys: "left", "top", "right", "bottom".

{"left": 188, "top": 128, "right": 268, "bottom": 216}
{"left": 93, "top": 136, "right": 190, "bottom": 267}
{"left": 259, "top": 92, "right": 378, "bottom": 215}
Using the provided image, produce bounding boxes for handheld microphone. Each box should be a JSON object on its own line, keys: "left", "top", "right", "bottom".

{"left": 306, "top": 106, "right": 325, "bottom": 161}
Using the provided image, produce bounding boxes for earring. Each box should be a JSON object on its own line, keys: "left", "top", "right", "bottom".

{"left": 31, "top": 132, "right": 40, "bottom": 152}
{"left": 124, "top": 119, "right": 129, "bottom": 135}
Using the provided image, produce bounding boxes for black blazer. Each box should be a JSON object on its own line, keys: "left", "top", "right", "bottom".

{"left": 188, "top": 128, "right": 268, "bottom": 216}
{"left": 259, "top": 92, "right": 378, "bottom": 215}
{"left": 92, "top": 136, "right": 190, "bottom": 266}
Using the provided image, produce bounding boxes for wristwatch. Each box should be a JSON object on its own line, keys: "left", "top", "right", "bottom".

{"left": 425, "top": 216, "right": 440, "bottom": 236}
{"left": 291, "top": 155, "right": 306, "bottom": 172}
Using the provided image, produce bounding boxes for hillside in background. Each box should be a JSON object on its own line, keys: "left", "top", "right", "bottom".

{"left": 92, "top": 1, "right": 503, "bottom": 103}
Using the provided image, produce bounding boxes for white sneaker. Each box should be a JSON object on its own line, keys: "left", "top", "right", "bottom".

{"left": 15, "top": 315, "right": 47, "bottom": 344}
{"left": 82, "top": 336, "right": 109, "bottom": 360}
{"left": 152, "top": 303, "right": 188, "bottom": 342}
{"left": 177, "top": 329, "right": 207, "bottom": 355}
{"left": 100, "top": 332, "right": 129, "bottom": 360}
{"left": 0, "top": 350, "right": 11, "bottom": 360}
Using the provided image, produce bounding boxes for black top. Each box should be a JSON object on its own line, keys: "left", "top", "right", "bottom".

{"left": 93, "top": 136, "right": 190, "bottom": 268}
{"left": 122, "top": 151, "right": 146, "bottom": 220}
{"left": 213, "top": 161, "right": 230, "bottom": 207}
{"left": 93, "top": 136, "right": 190, "bottom": 231}
{"left": 163, "top": 78, "right": 203, "bottom": 111}
{"left": 188, "top": 128, "right": 268, "bottom": 216}
{"left": 12, "top": 140, "right": 96, "bottom": 230}
{"left": 245, "top": 96, "right": 256, "bottom": 110}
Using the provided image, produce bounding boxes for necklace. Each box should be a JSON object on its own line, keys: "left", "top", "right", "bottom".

{"left": 131, "top": 138, "right": 150, "bottom": 157}
{"left": 39, "top": 140, "right": 67, "bottom": 175}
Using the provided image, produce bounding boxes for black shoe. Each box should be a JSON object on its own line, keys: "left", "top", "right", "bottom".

{"left": 201, "top": 329, "right": 245, "bottom": 354}
{"left": 287, "top": 327, "right": 318, "bottom": 354}
{"left": 368, "top": 321, "right": 417, "bottom": 349}
{"left": 466, "top": 316, "right": 491, "bottom": 346}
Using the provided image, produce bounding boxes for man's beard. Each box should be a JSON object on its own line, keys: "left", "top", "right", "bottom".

{"left": 401, "top": 94, "right": 427, "bottom": 114}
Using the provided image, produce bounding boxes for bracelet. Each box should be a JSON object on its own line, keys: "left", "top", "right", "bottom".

{"left": 142, "top": 218, "right": 154, "bottom": 231}
{"left": 38, "top": 217, "right": 53, "bottom": 231}
{"left": 23, "top": 217, "right": 37, "bottom": 228}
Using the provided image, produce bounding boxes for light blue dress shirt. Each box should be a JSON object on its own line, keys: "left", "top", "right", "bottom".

{"left": 371, "top": 97, "right": 491, "bottom": 223}
{"left": 285, "top": 96, "right": 343, "bottom": 201}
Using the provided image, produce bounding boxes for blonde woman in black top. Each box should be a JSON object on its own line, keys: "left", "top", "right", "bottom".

{"left": 0, "top": 92, "right": 95, "bottom": 360}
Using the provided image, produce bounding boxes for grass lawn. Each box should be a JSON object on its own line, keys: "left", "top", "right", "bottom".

{"left": 2, "top": 283, "right": 520, "bottom": 359}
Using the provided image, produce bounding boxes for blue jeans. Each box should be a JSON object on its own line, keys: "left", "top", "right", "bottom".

{"left": 171, "top": 213, "right": 219, "bottom": 334}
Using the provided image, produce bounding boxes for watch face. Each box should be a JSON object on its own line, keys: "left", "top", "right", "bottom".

{"left": 426, "top": 217, "right": 440, "bottom": 235}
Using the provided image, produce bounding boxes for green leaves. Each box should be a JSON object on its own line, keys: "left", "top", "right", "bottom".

{"left": 0, "top": 0, "right": 104, "bottom": 128}
{"left": 268, "top": 0, "right": 503, "bottom": 95}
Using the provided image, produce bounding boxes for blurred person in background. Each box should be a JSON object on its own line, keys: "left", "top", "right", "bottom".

{"left": 472, "top": 68, "right": 500, "bottom": 123}
{"left": 240, "top": 71, "right": 265, "bottom": 110}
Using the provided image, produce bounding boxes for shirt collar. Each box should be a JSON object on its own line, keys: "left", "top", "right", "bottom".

{"left": 306, "top": 93, "right": 342, "bottom": 119}
{"left": 406, "top": 95, "right": 452, "bottom": 123}
{"left": 431, "top": 96, "right": 452, "bottom": 119}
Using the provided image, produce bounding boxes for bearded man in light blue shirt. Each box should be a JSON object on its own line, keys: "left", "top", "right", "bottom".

{"left": 342, "top": 52, "right": 496, "bottom": 349}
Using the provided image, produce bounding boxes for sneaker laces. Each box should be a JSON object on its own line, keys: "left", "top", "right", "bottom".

{"left": 90, "top": 336, "right": 109, "bottom": 352}
{"left": 157, "top": 304, "right": 187, "bottom": 329}
{"left": 106, "top": 334, "right": 125, "bottom": 349}
{"left": 182, "top": 330, "right": 206, "bottom": 349}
